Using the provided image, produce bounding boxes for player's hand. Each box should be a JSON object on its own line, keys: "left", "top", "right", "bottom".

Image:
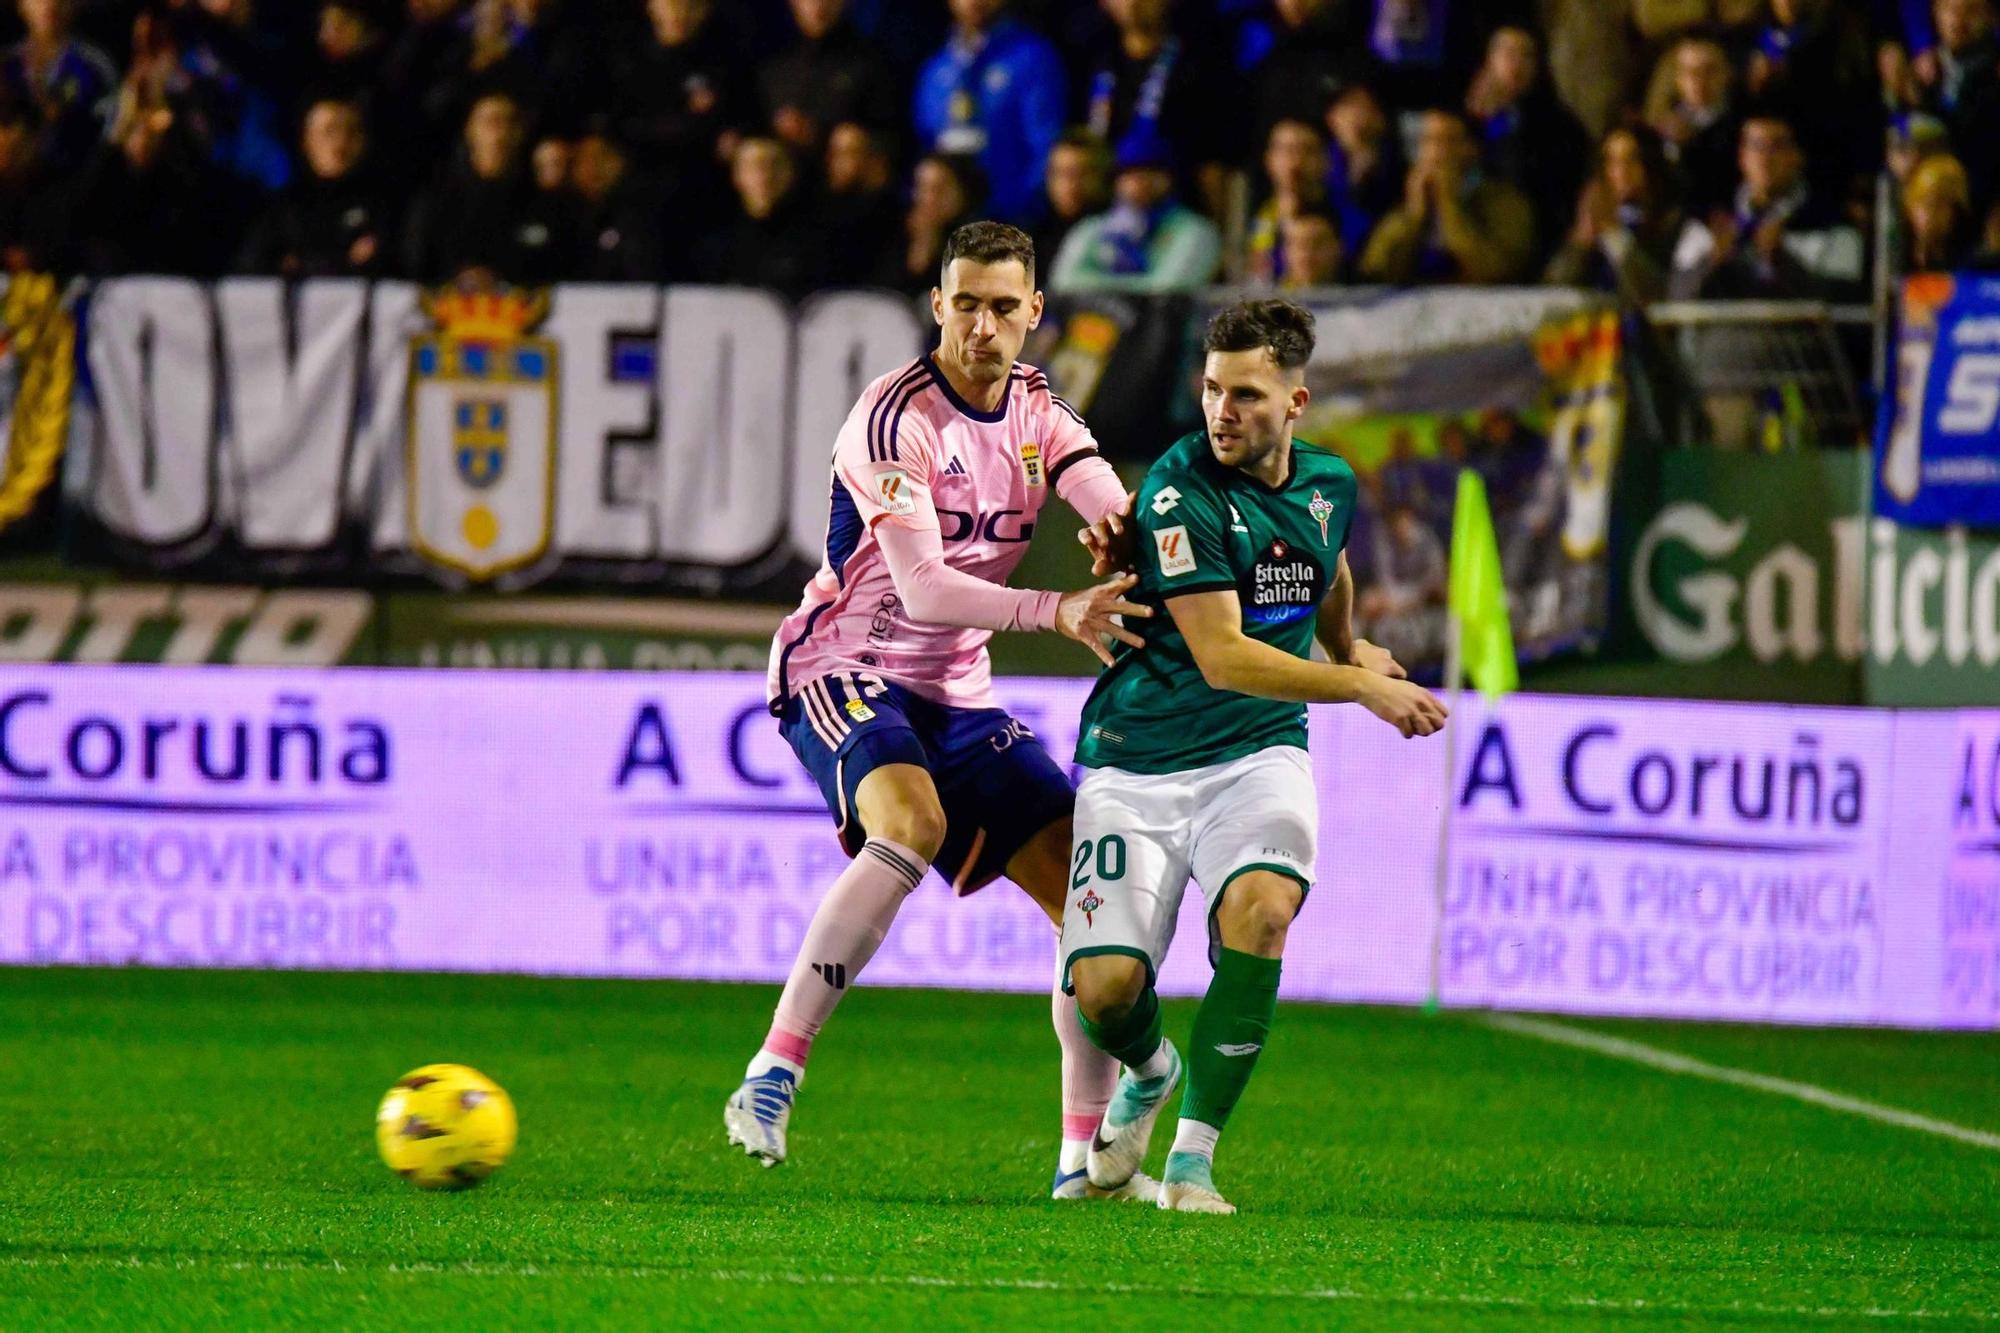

{"left": 1350, "top": 638, "right": 1407, "bottom": 679}
{"left": 1055, "top": 573, "right": 1151, "bottom": 668}
{"left": 1358, "top": 675, "right": 1447, "bottom": 739}
{"left": 1076, "top": 490, "right": 1139, "bottom": 577}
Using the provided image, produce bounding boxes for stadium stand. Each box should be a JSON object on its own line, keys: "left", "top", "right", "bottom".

{"left": 0, "top": 0, "right": 1992, "bottom": 292}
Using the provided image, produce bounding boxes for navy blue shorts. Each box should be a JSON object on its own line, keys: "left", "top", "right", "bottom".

{"left": 778, "top": 671, "right": 1074, "bottom": 894}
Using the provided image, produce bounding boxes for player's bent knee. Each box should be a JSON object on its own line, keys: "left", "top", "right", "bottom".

{"left": 1069, "top": 954, "right": 1147, "bottom": 1023}
{"left": 1220, "top": 874, "right": 1304, "bottom": 953}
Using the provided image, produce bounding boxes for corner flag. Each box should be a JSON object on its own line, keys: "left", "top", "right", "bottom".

{"left": 1447, "top": 468, "right": 1518, "bottom": 700}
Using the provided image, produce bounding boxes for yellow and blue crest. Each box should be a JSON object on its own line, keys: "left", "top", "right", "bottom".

{"left": 406, "top": 289, "right": 560, "bottom": 581}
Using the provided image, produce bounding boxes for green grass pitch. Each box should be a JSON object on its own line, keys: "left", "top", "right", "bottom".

{"left": 2, "top": 967, "right": 1996, "bottom": 1330}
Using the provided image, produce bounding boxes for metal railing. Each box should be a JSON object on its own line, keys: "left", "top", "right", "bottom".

{"left": 1642, "top": 300, "right": 1875, "bottom": 449}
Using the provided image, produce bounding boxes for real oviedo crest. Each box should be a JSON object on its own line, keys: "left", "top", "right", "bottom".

{"left": 406, "top": 289, "right": 559, "bottom": 581}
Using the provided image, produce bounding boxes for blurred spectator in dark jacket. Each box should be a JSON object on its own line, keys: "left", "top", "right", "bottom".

{"left": 1029, "top": 128, "right": 1108, "bottom": 276}
{"left": 1899, "top": 152, "right": 1980, "bottom": 271}
{"left": 612, "top": 0, "right": 749, "bottom": 250}
{"left": 1464, "top": 25, "right": 1588, "bottom": 255}
{"left": 1244, "top": 118, "right": 1328, "bottom": 284}
{"left": 1544, "top": 124, "right": 1682, "bottom": 304}
{"left": 569, "top": 123, "right": 664, "bottom": 281}
{"left": 1670, "top": 114, "right": 1864, "bottom": 298}
{"left": 304, "top": 0, "right": 386, "bottom": 106}
{"left": 1323, "top": 77, "right": 1401, "bottom": 268}
{"left": 1360, "top": 107, "right": 1536, "bottom": 284}
{"left": 2, "top": 0, "right": 118, "bottom": 172}
{"left": 127, "top": 3, "right": 293, "bottom": 192}
{"left": 1649, "top": 35, "right": 1739, "bottom": 214}
{"left": 434, "top": 0, "right": 594, "bottom": 135}
{"left": 759, "top": 0, "right": 899, "bottom": 156}
{"left": 699, "top": 135, "right": 827, "bottom": 297}
{"left": 1914, "top": 0, "right": 2000, "bottom": 119}
{"left": 0, "top": 99, "right": 71, "bottom": 270}
{"left": 1250, "top": 0, "right": 1367, "bottom": 140}
{"left": 1915, "top": 0, "right": 2000, "bottom": 208}
{"left": 237, "top": 95, "right": 392, "bottom": 277}
{"left": 912, "top": 0, "right": 1063, "bottom": 221}
{"left": 403, "top": 90, "right": 575, "bottom": 285}
{"left": 894, "top": 149, "right": 983, "bottom": 294}
{"left": 1364, "top": 0, "right": 1491, "bottom": 111}
{"left": 1084, "top": 0, "right": 1241, "bottom": 218}
{"left": 823, "top": 119, "right": 902, "bottom": 285}
{"left": 377, "top": 0, "right": 468, "bottom": 196}
{"left": 71, "top": 82, "right": 247, "bottom": 275}
{"left": 1742, "top": 0, "right": 1878, "bottom": 196}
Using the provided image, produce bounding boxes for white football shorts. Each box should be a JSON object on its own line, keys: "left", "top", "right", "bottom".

{"left": 1060, "top": 745, "right": 1317, "bottom": 989}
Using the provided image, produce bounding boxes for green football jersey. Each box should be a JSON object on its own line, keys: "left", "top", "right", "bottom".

{"left": 1075, "top": 431, "right": 1358, "bottom": 775}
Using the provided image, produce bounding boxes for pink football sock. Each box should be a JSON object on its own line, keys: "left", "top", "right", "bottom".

{"left": 1055, "top": 964, "right": 1117, "bottom": 1143}
{"left": 760, "top": 838, "right": 927, "bottom": 1069}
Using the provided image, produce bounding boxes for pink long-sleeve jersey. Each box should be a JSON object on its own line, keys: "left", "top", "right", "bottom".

{"left": 768, "top": 354, "right": 1121, "bottom": 712}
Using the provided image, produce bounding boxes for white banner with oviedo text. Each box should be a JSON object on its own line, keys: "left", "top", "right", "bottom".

{"left": 0, "top": 666, "right": 1992, "bottom": 1030}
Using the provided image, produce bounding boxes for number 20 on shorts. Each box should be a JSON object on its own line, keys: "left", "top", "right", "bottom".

{"left": 1071, "top": 836, "right": 1127, "bottom": 890}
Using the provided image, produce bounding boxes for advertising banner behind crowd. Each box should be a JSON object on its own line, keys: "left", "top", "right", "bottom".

{"left": 1877, "top": 272, "right": 2000, "bottom": 531}
{"left": 1623, "top": 450, "right": 2000, "bottom": 706}
{"left": 0, "top": 666, "right": 1988, "bottom": 1031}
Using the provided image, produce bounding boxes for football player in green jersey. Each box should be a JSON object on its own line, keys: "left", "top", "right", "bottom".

{"left": 1063, "top": 298, "right": 1447, "bottom": 1213}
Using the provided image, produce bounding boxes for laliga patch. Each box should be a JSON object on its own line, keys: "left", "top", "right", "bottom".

{"left": 1155, "top": 525, "right": 1197, "bottom": 577}
{"left": 1019, "top": 440, "right": 1044, "bottom": 487}
{"left": 876, "top": 469, "right": 916, "bottom": 516}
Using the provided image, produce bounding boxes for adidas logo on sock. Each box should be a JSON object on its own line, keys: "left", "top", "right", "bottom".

{"left": 1214, "top": 1042, "right": 1261, "bottom": 1057}
{"left": 811, "top": 962, "right": 848, "bottom": 990}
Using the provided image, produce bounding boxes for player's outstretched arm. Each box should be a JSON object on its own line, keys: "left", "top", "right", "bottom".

{"left": 1314, "top": 552, "right": 1407, "bottom": 678}
{"left": 1168, "top": 588, "right": 1447, "bottom": 739}
{"left": 873, "top": 518, "right": 1151, "bottom": 656}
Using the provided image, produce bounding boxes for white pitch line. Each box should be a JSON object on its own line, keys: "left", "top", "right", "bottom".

{"left": 1, "top": 1253, "right": 1994, "bottom": 1323}
{"left": 1485, "top": 1012, "right": 2000, "bottom": 1152}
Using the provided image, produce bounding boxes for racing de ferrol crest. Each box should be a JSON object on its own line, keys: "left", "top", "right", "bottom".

{"left": 407, "top": 288, "right": 559, "bottom": 581}
{"left": 1308, "top": 490, "right": 1335, "bottom": 545}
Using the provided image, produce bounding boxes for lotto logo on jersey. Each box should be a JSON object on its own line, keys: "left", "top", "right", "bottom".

{"left": 1155, "top": 525, "right": 1196, "bottom": 577}
{"left": 1019, "top": 441, "right": 1045, "bottom": 488}
{"left": 876, "top": 469, "right": 916, "bottom": 516}
{"left": 1151, "top": 487, "right": 1182, "bottom": 516}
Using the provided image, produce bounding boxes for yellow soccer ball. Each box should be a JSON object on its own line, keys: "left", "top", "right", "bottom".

{"left": 376, "top": 1064, "right": 517, "bottom": 1190}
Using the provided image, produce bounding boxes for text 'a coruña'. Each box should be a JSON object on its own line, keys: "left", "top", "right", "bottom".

{"left": 1460, "top": 721, "right": 1865, "bottom": 828}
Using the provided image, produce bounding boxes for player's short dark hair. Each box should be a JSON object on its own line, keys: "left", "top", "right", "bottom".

{"left": 941, "top": 220, "right": 1036, "bottom": 286}
{"left": 1204, "top": 299, "right": 1316, "bottom": 372}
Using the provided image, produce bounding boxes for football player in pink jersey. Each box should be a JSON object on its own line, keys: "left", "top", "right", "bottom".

{"left": 727, "top": 222, "right": 1153, "bottom": 1198}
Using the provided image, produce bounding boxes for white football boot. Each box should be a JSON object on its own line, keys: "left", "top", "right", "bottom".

{"left": 723, "top": 1066, "right": 799, "bottom": 1167}
{"left": 1051, "top": 1165, "right": 1161, "bottom": 1202}
{"left": 1085, "top": 1040, "right": 1182, "bottom": 1190}
{"left": 1158, "top": 1152, "right": 1235, "bottom": 1214}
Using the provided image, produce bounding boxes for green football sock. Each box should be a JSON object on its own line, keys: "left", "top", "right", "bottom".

{"left": 1180, "top": 948, "right": 1282, "bottom": 1132}
{"left": 1078, "top": 981, "right": 1164, "bottom": 1070}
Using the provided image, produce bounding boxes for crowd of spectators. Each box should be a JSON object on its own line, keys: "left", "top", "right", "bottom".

{"left": 0, "top": 0, "right": 1996, "bottom": 300}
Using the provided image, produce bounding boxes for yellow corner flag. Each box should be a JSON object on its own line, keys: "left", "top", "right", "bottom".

{"left": 1448, "top": 468, "right": 1519, "bottom": 700}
